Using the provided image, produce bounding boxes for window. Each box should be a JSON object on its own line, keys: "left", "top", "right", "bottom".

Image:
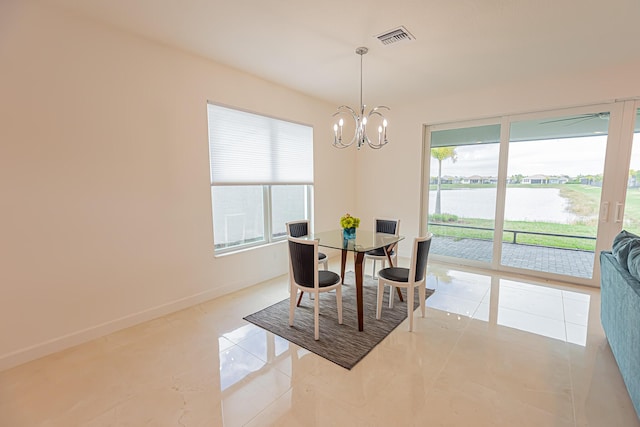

{"left": 207, "top": 104, "right": 313, "bottom": 253}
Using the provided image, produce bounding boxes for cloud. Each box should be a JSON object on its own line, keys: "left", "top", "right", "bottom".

{"left": 430, "top": 136, "right": 609, "bottom": 178}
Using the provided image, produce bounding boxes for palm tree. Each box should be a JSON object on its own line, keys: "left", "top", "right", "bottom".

{"left": 431, "top": 147, "right": 457, "bottom": 215}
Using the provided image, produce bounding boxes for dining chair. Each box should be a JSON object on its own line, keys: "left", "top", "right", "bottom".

{"left": 365, "top": 218, "right": 400, "bottom": 279}
{"left": 286, "top": 220, "right": 328, "bottom": 270}
{"left": 376, "top": 233, "right": 432, "bottom": 332}
{"left": 288, "top": 236, "right": 343, "bottom": 340}
{"left": 286, "top": 220, "right": 328, "bottom": 307}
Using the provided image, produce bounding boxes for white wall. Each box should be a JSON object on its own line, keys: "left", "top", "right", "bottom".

{"left": 0, "top": 1, "right": 355, "bottom": 369}
{"left": 356, "top": 60, "right": 640, "bottom": 258}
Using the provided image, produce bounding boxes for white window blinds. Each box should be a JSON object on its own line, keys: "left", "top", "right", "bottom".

{"left": 207, "top": 104, "right": 314, "bottom": 185}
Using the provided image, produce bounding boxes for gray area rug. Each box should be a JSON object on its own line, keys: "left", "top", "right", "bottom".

{"left": 243, "top": 272, "right": 434, "bottom": 370}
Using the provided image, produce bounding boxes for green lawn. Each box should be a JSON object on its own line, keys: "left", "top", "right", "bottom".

{"left": 622, "top": 188, "right": 640, "bottom": 234}
{"left": 429, "top": 219, "right": 596, "bottom": 250}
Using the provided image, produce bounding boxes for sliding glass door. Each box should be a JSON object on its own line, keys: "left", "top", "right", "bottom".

{"left": 501, "top": 113, "right": 609, "bottom": 279}
{"left": 423, "top": 100, "right": 640, "bottom": 285}
{"left": 617, "top": 104, "right": 640, "bottom": 234}
{"left": 427, "top": 123, "right": 500, "bottom": 265}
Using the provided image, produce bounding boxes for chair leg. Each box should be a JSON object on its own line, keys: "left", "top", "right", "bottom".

{"left": 407, "top": 284, "right": 415, "bottom": 332}
{"left": 371, "top": 259, "right": 377, "bottom": 279}
{"left": 419, "top": 283, "right": 426, "bottom": 317}
{"left": 314, "top": 291, "right": 320, "bottom": 340}
{"left": 289, "top": 288, "right": 297, "bottom": 326}
{"left": 388, "top": 285, "right": 391, "bottom": 308}
{"left": 389, "top": 285, "right": 400, "bottom": 308}
{"left": 336, "top": 286, "right": 343, "bottom": 324}
{"left": 376, "top": 279, "right": 385, "bottom": 319}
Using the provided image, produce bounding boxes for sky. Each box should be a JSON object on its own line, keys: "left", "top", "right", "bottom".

{"left": 430, "top": 134, "right": 640, "bottom": 178}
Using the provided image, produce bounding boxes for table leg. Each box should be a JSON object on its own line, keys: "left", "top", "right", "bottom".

{"left": 354, "top": 251, "right": 365, "bottom": 331}
{"left": 384, "top": 243, "right": 404, "bottom": 302}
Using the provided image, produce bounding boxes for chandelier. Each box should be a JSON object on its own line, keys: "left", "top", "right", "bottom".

{"left": 332, "top": 47, "right": 390, "bottom": 150}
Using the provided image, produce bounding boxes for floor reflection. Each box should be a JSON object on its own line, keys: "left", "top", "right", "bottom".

{"left": 426, "top": 267, "right": 591, "bottom": 345}
{"left": 219, "top": 325, "right": 292, "bottom": 391}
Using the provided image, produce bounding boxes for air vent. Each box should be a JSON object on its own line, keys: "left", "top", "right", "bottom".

{"left": 376, "top": 26, "right": 415, "bottom": 45}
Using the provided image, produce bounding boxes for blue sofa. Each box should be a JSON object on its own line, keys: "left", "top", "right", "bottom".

{"left": 601, "top": 230, "right": 640, "bottom": 420}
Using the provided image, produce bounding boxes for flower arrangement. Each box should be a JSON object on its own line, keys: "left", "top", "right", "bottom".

{"left": 340, "top": 213, "right": 360, "bottom": 229}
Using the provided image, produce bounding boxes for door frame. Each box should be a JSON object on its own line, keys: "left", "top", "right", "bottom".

{"left": 593, "top": 99, "right": 640, "bottom": 284}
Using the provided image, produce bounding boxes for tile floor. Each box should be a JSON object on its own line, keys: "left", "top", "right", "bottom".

{"left": 1, "top": 259, "right": 639, "bottom": 426}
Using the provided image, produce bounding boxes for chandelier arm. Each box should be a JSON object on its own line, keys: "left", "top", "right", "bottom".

{"left": 367, "top": 141, "right": 387, "bottom": 149}
{"left": 368, "top": 106, "right": 390, "bottom": 115}
{"left": 365, "top": 106, "right": 389, "bottom": 149}
{"left": 332, "top": 106, "right": 359, "bottom": 148}
{"left": 333, "top": 105, "right": 357, "bottom": 115}
{"left": 361, "top": 133, "right": 388, "bottom": 150}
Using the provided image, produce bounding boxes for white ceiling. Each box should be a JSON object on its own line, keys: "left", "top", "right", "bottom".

{"left": 41, "top": 0, "right": 640, "bottom": 107}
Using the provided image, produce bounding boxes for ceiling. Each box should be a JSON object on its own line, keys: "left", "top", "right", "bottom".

{"left": 40, "top": 0, "right": 640, "bottom": 107}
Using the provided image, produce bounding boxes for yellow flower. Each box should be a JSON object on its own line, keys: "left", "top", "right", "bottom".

{"left": 340, "top": 213, "right": 360, "bottom": 229}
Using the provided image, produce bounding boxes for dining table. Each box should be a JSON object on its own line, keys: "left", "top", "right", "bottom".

{"left": 300, "top": 229, "right": 405, "bottom": 331}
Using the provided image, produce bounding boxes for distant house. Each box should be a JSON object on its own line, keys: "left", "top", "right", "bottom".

{"left": 431, "top": 175, "right": 459, "bottom": 184}
{"left": 483, "top": 176, "right": 498, "bottom": 184}
{"left": 523, "top": 174, "right": 549, "bottom": 184}
{"left": 548, "top": 176, "right": 569, "bottom": 184}
{"left": 468, "top": 175, "right": 483, "bottom": 184}
{"left": 522, "top": 175, "right": 569, "bottom": 184}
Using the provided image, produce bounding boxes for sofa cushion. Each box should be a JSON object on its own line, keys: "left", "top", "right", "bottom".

{"left": 628, "top": 245, "right": 640, "bottom": 282}
{"left": 612, "top": 230, "right": 640, "bottom": 271}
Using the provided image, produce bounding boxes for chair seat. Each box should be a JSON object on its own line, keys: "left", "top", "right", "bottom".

{"left": 365, "top": 248, "right": 395, "bottom": 257}
{"left": 378, "top": 267, "right": 409, "bottom": 283}
{"left": 318, "top": 252, "right": 327, "bottom": 260}
{"left": 298, "top": 270, "right": 340, "bottom": 289}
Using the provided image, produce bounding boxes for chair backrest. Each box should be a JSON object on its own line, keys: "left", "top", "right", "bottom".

{"left": 375, "top": 218, "right": 400, "bottom": 236}
{"left": 374, "top": 218, "right": 400, "bottom": 252}
{"left": 410, "top": 234, "right": 433, "bottom": 282}
{"left": 286, "top": 220, "right": 310, "bottom": 238}
{"left": 288, "top": 236, "right": 317, "bottom": 288}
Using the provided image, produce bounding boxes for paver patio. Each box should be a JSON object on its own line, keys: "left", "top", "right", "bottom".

{"left": 431, "top": 236, "right": 595, "bottom": 279}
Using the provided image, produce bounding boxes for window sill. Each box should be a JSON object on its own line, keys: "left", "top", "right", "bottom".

{"left": 213, "top": 239, "right": 286, "bottom": 258}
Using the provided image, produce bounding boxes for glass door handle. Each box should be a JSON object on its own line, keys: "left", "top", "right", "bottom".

{"left": 615, "top": 202, "right": 624, "bottom": 223}
{"left": 601, "top": 201, "right": 610, "bottom": 222}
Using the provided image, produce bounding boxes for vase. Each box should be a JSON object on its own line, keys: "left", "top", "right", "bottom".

{"left": 343, "top": 227, "right": 356, "bottom": 240}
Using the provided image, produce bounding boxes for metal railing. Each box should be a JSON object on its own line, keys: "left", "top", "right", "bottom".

{"left": 428, "top": 222, "right": 596, "bottom": 247}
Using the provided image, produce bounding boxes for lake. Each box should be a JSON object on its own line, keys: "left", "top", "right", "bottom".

{"left": 428, "top": 187, "right": 583, "bottom": 223}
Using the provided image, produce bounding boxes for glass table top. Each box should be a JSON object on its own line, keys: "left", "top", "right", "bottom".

{"left": 302, "top": 229, "right": 404, "bottom": 252}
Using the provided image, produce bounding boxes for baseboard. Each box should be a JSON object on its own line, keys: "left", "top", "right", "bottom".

{"left": 0, "top": 282, "right": 243, "bottom": 372}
